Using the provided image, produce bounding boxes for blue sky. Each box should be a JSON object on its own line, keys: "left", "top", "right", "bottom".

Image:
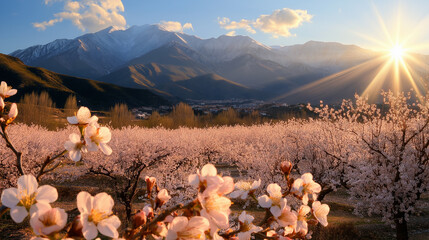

{"left": 2, "top": 0, "right": 429, "bottom": 54}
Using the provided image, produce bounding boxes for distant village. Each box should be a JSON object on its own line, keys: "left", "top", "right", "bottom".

{"left": 131, "top": 99, "right": 309, "bottom": 120}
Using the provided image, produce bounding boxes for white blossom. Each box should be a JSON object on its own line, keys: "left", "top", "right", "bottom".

{"left": 312, "top": 201, "right": 329, "bottom": 227}
{"left": 30, "top": 203, "right": 67, "bottom": 236}
{"left": 237, "top": 211, "right": 262, "bottom": 240}
{"left": 0, "top": 81, "right": 17, "bottom": 99}
{"left": 85, "top": 125, "right": 112, "bottom": 155}
{"left": 77, "top": 191, "right": 121, "bottom": 239}
{"left": 258, "top": 183, "right": 284, "bottom": 212}
{"left": 230, "top": 179, "right": 261, "bottom": 199}
{"left": 166, "top": 216, "right": 209, "bottom": 240}
{"left": 64, "top": 133, "right": 87, "bottom": 162}
{"left": 291, "top": 173, "right": 321, "bottom": 205}
{"left": 1, "top": 175, "right": 57, "bottom": 223}
{"left": 67, "top": 106, "right": 98, "bottom": 125}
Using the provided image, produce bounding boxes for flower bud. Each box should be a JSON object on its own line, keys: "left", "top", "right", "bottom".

{"left": 143, "top": 205, "right": 154, "bottom": 219}
{"left": 132, "top": 210, "right": 147, "bottom": 229}
{"left": 5, "top": 103, "right": 18, "bottom": 125}
{"left": 155, "top": 189, "right": 171, "bottom": 209}
{"left": 145, "top": 176, "right": 156, "bottom": 197}
{"left": 280, "top": 161, "right": 293, "bottom": 174}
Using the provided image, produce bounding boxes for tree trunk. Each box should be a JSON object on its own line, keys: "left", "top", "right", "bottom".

{"left": 394, "top": 214, "right": 408, "bottom": 240}
{"left": 317, "top": 187, "right": 333, "bottom": 201}
{"left": 125, "top": 200, "right": 132, "bottom": 224}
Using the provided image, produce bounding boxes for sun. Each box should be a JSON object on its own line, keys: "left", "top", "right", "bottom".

{"left": 390, "top": 44, "right": 405, "bottom": 60}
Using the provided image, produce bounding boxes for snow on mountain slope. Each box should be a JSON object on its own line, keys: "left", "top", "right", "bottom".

{"left": 9, "top": 24, "right": 385, "bottom": 101}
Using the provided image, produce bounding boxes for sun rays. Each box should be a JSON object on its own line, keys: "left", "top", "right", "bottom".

{"left": 359, "top": 3, "right": 429, "bottom": 101}
{"left": 278, "top": 3, "right": 429, "bottom": 103}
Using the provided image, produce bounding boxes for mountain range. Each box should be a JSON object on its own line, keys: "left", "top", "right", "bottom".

{"left": 0, "top": 53, "right": 167, "bottom": 109}
{"left": 9, "top": 24, "right": 429, "bottom": 104}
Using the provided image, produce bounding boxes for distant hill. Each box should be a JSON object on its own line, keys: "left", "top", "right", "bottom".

{"left": 0, "top": 53, "right": 168, "bottom": 109}
{"left": 99, "top": 43, "right": 261, "bottom": 99}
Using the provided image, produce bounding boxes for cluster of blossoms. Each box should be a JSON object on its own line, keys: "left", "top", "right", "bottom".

{"left": 1, "top": 174, "right": 121, "bottom": 239}
{"left": 0, "top": 81, "right": 18, "bottom": 127}
{"left": 64, "top": 106, "right": 112, "bottom": 162}
{"left": 1, "top": 162, "right": 329, "bottom": 239}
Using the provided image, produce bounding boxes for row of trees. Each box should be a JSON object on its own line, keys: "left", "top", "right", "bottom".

{"left": 15, "top": 92, "right": 271, "bottom": 129}
{"left": 143, "top": 102, "right": 265, "bottom": 129}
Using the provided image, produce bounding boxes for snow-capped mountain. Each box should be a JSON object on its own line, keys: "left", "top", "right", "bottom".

{"left": 9, "top": 24, "right": 384, "bottom": 102}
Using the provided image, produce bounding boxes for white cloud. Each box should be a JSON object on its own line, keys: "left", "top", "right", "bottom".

{"left": 159, "top": 21, "right": 193, "bottom": 32}
{"left": 218, "top": 17, "right": 256, "bottom": 34}
{"left": 33, "top": 18, "right": 63, "bottom": 31}
{"left": 254, "top": 8, "right": 312, "bottom": 38}
{"left": 219, "top": 8, "right": 312, "bottom": 38}
{"left": 34, "top": 0, "right": 127, "bottom": 32}
{"left": 182, "top": 22, "right": 193, "bottom": 31}
{"left": 226, "top": 31, "right": 236, "bottom": 36}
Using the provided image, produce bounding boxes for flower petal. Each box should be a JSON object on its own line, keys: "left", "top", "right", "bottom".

{"left": 292, "top": 178, "right": 304, "bottom": 193}
{"left": 302, "top": 194, "right": 309, "bottom": 205}
{"left": 86, "top": 141, "right": 98, "bottom": 152}
{"left": 201, "top": 164, "right": 217, "bottom": 177}
{"left": 17, "top": 175, "right": 38, "bottom": 197}
{"left": 229, "top": 190, "right": 242, "bottom": 199}
{"left": 257, "top": 195, "right": 272, "bottom": 208}
{"left": 98, "top": 127, "right": 111, "bottom": 143}
{"left": 77, "top": 191, "right": 93, "bottom": 214}
{"left": 188, "top": 174, "right": 199, "bottom": 186}
{"left": 77, "top": 107, "right": 91, "bottom": 123}
{"left": 209, "top": 210, "right": 229, "bottom": 229}
{"left": 267, "top": 183, "right": 281, "bottom": 197}
{"left": 36, "top": 185, "right": 58, "bottom": 203}
{"left": 313, "top": 201, "right": 330, "bottom": 227}
{"left": 6, "top": 89, "right": 17, "bottom": 97}
{"left": 301, "top": 173, "right": 313, "bottom": 183}
{"left": 99, "top": 143, "right": 112, "bottom": 155}
{"left": 169, "top": 216, "right": 188, "bottom": 232}
{"left": 251, "top": 179, "right": 261, "bottom": 189}
{"left": 240, "top": 191, "right": 249, "bottom": 200}
{"left": 67, "top": 116, "right": 79, "bottom": 125}
{"left": 82, "top": 220, "right": 98, "bottom": 240}
{"left": 270, "top": 206, "right": 282, "bottom": 218}
{"left": 308, "top": 182, "right": 322, "bottom": 194}
{"left": 98, "top": 216, "right": 120, "bottom": 238}
{"left": 188, "top": 216, "right": 209, "bottom": 230}
{"left": 69, "top": 150, "right": 82, "bottom": 162}
{"left": 88, "top": 116, "right": 98, "bottom": 124}
{"left": 10, "top": 206, "right": 28, "bottom": 223}
{"left": 218, "top": 176, "right": 234, "bottom": 195}
{"left": 1, "top": 187, "right": 19, "bottom": 208}
{"left": 166, "top": 230, "right": 178, "bottom": 240}
{"left": 94, "top": 192, "right": 114, "bottom": 214}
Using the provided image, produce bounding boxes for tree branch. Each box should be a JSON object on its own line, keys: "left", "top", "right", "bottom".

{"left": 1, "top": 125, "right": 24, "bottom": 175}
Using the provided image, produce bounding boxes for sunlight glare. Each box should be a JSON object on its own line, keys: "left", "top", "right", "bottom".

{"left": 390, "top": 44, "right": 405, "bottom": 60}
